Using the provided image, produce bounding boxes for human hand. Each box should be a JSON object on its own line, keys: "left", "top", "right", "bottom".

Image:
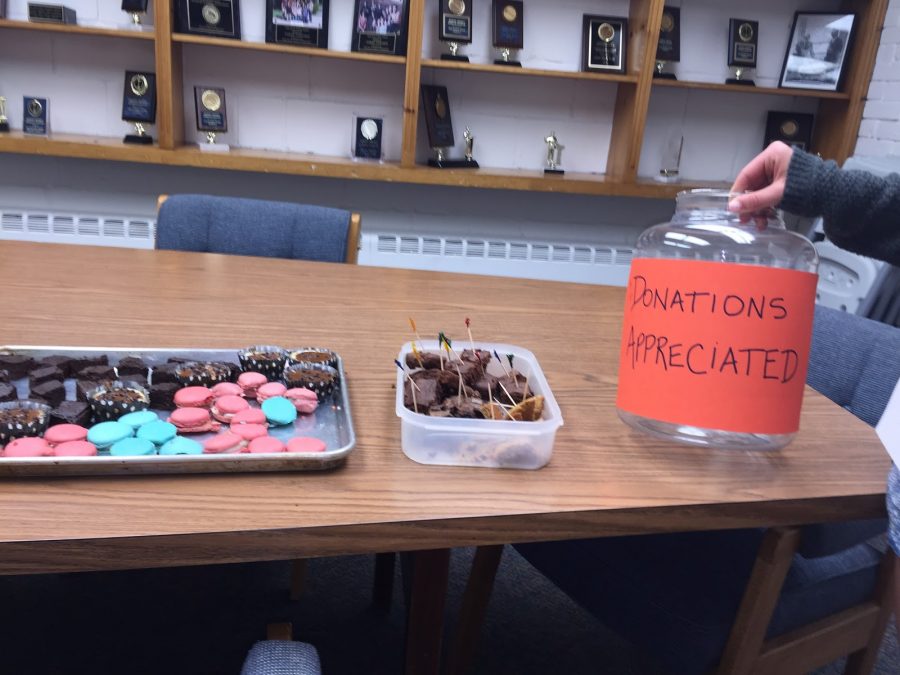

{"left": 728, "top": 141, "right": 795, "bottom": 214}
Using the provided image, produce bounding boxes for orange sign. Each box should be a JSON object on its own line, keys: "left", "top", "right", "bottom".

{"left": 617, "top": 258, "right": 818, "bottom": 435}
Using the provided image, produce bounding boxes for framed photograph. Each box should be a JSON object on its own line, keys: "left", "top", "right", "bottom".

{"left": 266, "top": 0, "right": 328, "bottom": 48}
{"left": 352, "top": 0, "right": 409, "bottom": 56}
{"left": 779, "top": 12, "right": 855, "bottom": 92}
{"left": 764, "top": 111, "right": 814, "bottom": 151}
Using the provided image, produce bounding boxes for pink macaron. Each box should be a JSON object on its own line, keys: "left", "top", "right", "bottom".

{"left": 210, "top": 382, "right": 243, "bottom": 399}
{"left": 230, "top": 423, "right": 269, "bottom": 442}
{"left": 284, "top": 388, "right": 319, "bottom": 415}
{"left": 211, "top": 395, "right": 250, "bottom": 423}
{"left": 230, "top": 408, "right": 268, "bottom": 426}
{"left": 54, "top": 440, "right": 98, "bottom": 457}
{"left": 3, "top": 437, "right": 53, "bottom": 457}
{"left": 237, "top": 371, "right": 268, "bottom": 398}
{"left": 286, "top": 437, "right": 327, "bottom": 453}
{"left": 203, "top": 432, "right": 246, "bottom": 454}
{"left": 247, "top": 436, "right": 286, "bottom": 454}
{"left": 169, "top": 407, "right": 221, "bottom": 434}
{"left": 43, "top": 424, "right": 89, "bottom": 447}
{"left": 174, "top": 386, "right": 215, "bottom": 409}
{"left": 256, "top": 382, "right": 287, "bottom": 403}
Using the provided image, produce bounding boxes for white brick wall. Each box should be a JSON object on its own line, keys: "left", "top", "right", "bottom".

{"left": 857, "top": 0, "right": 900, "bottom": 157}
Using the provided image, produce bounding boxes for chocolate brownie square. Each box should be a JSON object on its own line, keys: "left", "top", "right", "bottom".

{"left": 30, "top": 380, "right": 66, "bottom": 408}
{"left": 0, "top": 382, "right": 17, "bottom": 403}
{"left": 29, "top": 366, "right": 65, "bottom": 389}
{"left": 116, "top": 356, "right": 148, "bottom": 378}
{"left": 149, "top": 382, "right": 179, "bottom": 410}
{"left": 121, "top": 374, "right": 148, "bottom": 389}
{"left": 77, "top": 365, "right": 117, "bottom": 381}
{"left": 0, "top": 354, "right": 36, "bottom": 379}
{"left": 68, "top": 355, "right": 109, "bottom": 376}
{"left": 77, "top": 379, "right": 112, "bottom": 402}
{"left": 49, "top": 401, "right": 91, "bottom": 427}
{"left": 150, "top": 363, "right": 180, "bottom": 385}
{"left": 0, "top": 370, "right": 8, "bottom": 384}
{"left": 40, "top": 355, "right": 75, "bottom": 377}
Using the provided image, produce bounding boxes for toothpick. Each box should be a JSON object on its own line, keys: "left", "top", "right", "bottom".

{"left": 523, "top": 372, "right": 530, "bottom": 399}
{"left": 438, "top": 334, "right": 445, "bottom": 371}
{"left": 498, "top": 381, "right": 518, "bottom": 407}
{"left": 455, "top": 363, "right": 468, "bottom": 400}
{"left": 507, "top": 354, "right": 519, "bottom": 386}
{"left": 440, "top": 332, "right": 462, "bottom": 362}
{"left": 465, "top": 318, "right": 476, "bottom": 353}
{"left": 410, "top": 341, "right": 424, "bottom": 368}
{"left": 394, "top": 360, "right": 420, "bottom": 391}
{"left": 493, "top": 350, "right": 510, "bottom": 377}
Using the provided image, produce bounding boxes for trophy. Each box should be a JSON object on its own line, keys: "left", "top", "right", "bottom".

{"left": 726, "top": 18, "right": 758, "bottom": 85}
{"left": 543, "top": 131, "right": 564, "bottom": 175}
{"left": 194, "top": 86, "right": 229, "bottom": 151}
{"left": 654, "top": 134, "right": 683, "bottom": 183}
{"left": 0, "top": 97, "right": 9, "bottom": 133}
{"left": 353, "top": 115, "right": 383, "bottom": 161}
{"left": 23, "top": 97, "right": 48, "bottom": 135}
{"left": 266, "top": 0, "right": 329, "bottom": 48}
{"left": 439, "top": 0, "right": 472, "bottom": 61}
{"left": 463, "top": 126, "right": 476, "bottom": 164}
{"left": 492, "top": 1, "right": 523, "bottom": 66}
{"left": 420, "top": 85, "right": 478, "bottom": 168}
{"left": 28, "top": 3, "right": 76, "bottom": 23}
{"left": 582, "top": 15, "right": 627, "bottom": 73}
{"left": 176, "top": 0, "right": 241, "bottom": 39}
{"left": 122, "top": 71, "right": 156, "bottom": 144}
{"left": 121, "top": 0, "right": 148, "bottom": 27}
{"left": 655, "top": 6, "right": 679, "bottom": 79}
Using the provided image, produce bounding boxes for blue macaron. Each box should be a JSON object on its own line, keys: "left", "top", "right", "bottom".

{"left": 159, "top": 437, "right": 204, "bottom": 456}
{"left": 136, "top": 420, "right": 177, "bottom": 446}
{"left": 118, "top": 410, "right": 159, "bottom": 431}
{"left": 110, "top": 437, "right": 156, "bottom": 456}
{"left": 86, "top": 421, "right": 134, "bottom": 450}
{"left": 261, "top": 396, "right": 298, "bottom": 426}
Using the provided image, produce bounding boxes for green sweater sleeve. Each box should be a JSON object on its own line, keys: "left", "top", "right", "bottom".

{"left": 780, "top": 149, "right": 900, "bottom": 267}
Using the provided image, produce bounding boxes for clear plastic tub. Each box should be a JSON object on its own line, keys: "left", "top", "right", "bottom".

{"left": 395, "top": 341, "right": 564, "bottom": 469}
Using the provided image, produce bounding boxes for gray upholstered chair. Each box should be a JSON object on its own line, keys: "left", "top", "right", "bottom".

{"left": 241, "top": 623, "right": 322, "bottom": 675}
{"left": 450, "top": 306, "right": 899, "bottom": 675}
{"left": 156, "top": 194, "right": 360, "bottom": 264}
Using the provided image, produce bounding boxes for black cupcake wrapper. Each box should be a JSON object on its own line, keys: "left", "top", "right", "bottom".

{"left": 282, "top": 363, "right": 339, "bottom": 402}
{"left": 173, "top": 361, "right": 233, "bottom": 387}
{"left": 287, "top": 347, "right": 339, "bottom": 371}
{"left": 0, "top": 400, "right": 51, "bottom": 444}
{"left": 87, "top": 380, "right": 151, "bottom": 422}
{"left": 239, "top": 345, "right": 287, "bottom": 380}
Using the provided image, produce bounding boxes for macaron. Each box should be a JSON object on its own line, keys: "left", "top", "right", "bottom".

{"left": 247, "top": 436, "right": 286, "bottom": 454}
{"left": 286, "top": 437, "right": 327, "bottom": 453}
{"left": 261, "top": 396, "right": 297, "bottom": 426}
{"left": 168, "top": 407, "right": 221, "bottom": 434}
{"left": 3, "top": 437, "right": 53, "bottom": 457}
{"left": 43, "top": 424, "right": 89, "bottom": 447}
{"left": 229, "top": 423, "right": 268, "bottom": 442}
{"left": 54, "top": 440, "right": 98, "bottom": 457}
{"left": 237, "top": 371, "right": 267, "bottom": 398}
{"left": 211, "top": 395, "right": 250, "bottom": 424}
{"left": 203, "top": 432, "right": 246, "bottom": 454}
{"left": 256, "top": 382, "right": 287, "bottom": 403}
{"left": 87, "top": 421, "right": 134, "bottom": 450}
{"left": 117, "top": 410, "right": 160, "bottom": 431}
{"left": 210, "top": 382, "right": 243, "bottom": 399}
{"left": 136, "top": 420, "right": 177, "bottom": 446}
{"left": 173, "top": 386, "right": 214, "bottom": 409}
{"left": 110, "top": 437, "right": 156, "bottom": 456}
{"left": 159, "top": 437, "right": 204, "bottom": 456}
{"left": 230, "top": 408, "right": 268, "bottom": 426}
{"left": 284, "top": 388, "right": 319, "bottom": 415}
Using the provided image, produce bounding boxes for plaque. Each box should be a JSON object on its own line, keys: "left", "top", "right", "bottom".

{"left": 266, "top": 0, "right": 328, "bottom": 49}
{"left": 439, "top": 0, "right": 472, "bottom": 62}
{"left": 352, "top": 0, "right": 409, "bottom": 56}
{"left": 122, "top": 70, "right": 157, "bottom": 144}
{"left": 727, "top": 18, "right": 758, "bottom": 85}
{"left": 764, "top": 111, "right": 814, "bottom": 151}
{"left": 193, "top": 86, "right": 228, "bottom": 150}
{"left": 176, "top": 0, "right": 241, "bottom": 39}
{"left": 654, "top": 6, "right": 679, "bottom": 80}
{"left": 0, "top": 97, "right": 9, "bottom": 133}
{"left": 492, "top": 1, "right": 523, "bottom": 66}
{"left": 0, "top": 0, "right": 7, "bottom": 19}
{"left": 543, "top": 131, "right": 564, "bottom": 175}
{"left": 28, "top": 3, "right": 76, "bottom": 24}
{"left": 352, "top": 115, "right": 383, "bottom": 161}
{"left": 582, "top": 15, "right": 627, "bottom": 73}
{"left": 23, "top": 97, "right": 48, "bottom": 136}
{"left": 420, "top": 84, "right": 476, "bottom": 168}
{"left": 122, "top": 0, "right": 148, "bottom": 25}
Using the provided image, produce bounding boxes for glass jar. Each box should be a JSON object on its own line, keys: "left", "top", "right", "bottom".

{"left": 616, "top": 189, "right": 819, "bottom": 450}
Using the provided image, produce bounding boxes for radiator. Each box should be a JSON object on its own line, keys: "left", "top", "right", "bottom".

{"left": 0, "top": 208, "right": 156, "bottom": 249}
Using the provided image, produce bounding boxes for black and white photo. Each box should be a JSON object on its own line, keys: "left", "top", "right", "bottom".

{"left": 779, "top": 12, "right": 855, "bottom": 91}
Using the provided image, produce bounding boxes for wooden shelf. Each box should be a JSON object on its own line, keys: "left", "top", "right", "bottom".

{"left": 652, "top": 78, "right": 850, "bottom": 100}
{"left": 172, "top": 33, "right": 407, "bottom": 65}
{"left": 0, "top": 18, "right": 154, "bottom": 40}
{"left": 421, "top": 59, "right": 639, "bottom": 84}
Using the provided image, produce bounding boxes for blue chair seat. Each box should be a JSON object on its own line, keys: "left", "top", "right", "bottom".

{"left": 240, "top": 640, "right": 322, "bottom": 675}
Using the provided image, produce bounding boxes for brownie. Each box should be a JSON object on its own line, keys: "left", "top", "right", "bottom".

{"left": 149, "top": 382, "right": 179, "bottom": 410}
{"left": 77, "top": 379, "right": 111, "bottom": 402}
{"left": 116, "top": 356, "right": 148, "bottom": 378}
{"left": 166, "top": 356, "right": 192, "bottom": 364}
{"left": 49, "top": 401, "right": 91, "bottom": 427}
{"left": 40, "top": 355, "right": 76, "bottom": 376}
{"left": 67, "top": 355, "right": 108, "bottom": 375}
{"left": 404, "top": 377, "right": 440, "bottom": 410}
{"left": 123, "top": 374, "right": 148, "bottom": 389}
{"left": 0, "top": 369, "right": 8, "bottom": 384}
{"left": 29, "top": 366, "right": 64, "bottom": 389}
{"left": 150, "top": 363, "right": 179, "bottom": 385}
{"left": 174, "top": 361, "right": 233, "bottom": 386}
{"left": 0, "top": 403, "right": 49, "bottom": 443}
{"left": 441, "top": 394, "right": 485, "bottom": 419}
{"left": 77, "top": 365, "right": 117, "bottom": 381}
{"left": 495, "top": 374, "right": 532, "bottom": 404}
{"left": 0, "top": 354, "right": 36, "bottom": 379}
{"left": 473, "top": 373, "right": 499, "bottom": 400}
{"left": 30, "top": 380, "right": 66, "bottom": 408}
{"left": 461, "top": 349, "right": 492, "bottom": 368}
{"left": 405, "top": 352, "right": 442, "bottom": 370}
{"left": 0, "top": 383, "right": 16, "bottom": 403}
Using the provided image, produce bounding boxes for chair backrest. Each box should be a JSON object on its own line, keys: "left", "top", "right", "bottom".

{"left": 862, "top": 265, "right": 900, "bottom": 328}
{"left": 156, "top": 194, "right": 360, "bottom": 264}
{"left": 813, "top": 240, "right": 883, "bottom": 314}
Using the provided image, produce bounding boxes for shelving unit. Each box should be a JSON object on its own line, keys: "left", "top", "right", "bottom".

{"left": 0, "top": 0, "right": 889, "bottom": 200}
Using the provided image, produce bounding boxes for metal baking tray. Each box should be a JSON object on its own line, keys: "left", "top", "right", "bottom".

{"left": 0, "top": 346, "right": 356, "bottom": 477}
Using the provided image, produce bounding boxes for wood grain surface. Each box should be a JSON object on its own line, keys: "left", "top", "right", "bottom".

{"left": 0, "top": 242, "right": 888, "bottom": 574}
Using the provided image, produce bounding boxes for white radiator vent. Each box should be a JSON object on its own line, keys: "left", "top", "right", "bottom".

{"left": 363, "top": 234, "right": 634, "bottom": 287}
{"left": 0, "top": 209, "right": 156, "bottom": 249}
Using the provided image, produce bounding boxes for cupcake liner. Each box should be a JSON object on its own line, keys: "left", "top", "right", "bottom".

{"left": 87, "top": 380, "right": 151, "bottom": 422}
{"left": 287, "top": 347, "right": 339, "bottom": 370}
{"left": 173, "top": 361, "right": 233, "bottom": 387}
{"left": 0, "top": 400, "right": 51, "bottom": 444}
{"left": 282, "top": 363, "right": 339, "bottom": 402}
{"left": 238, "top": 345, "right": 287, "bottom": 380}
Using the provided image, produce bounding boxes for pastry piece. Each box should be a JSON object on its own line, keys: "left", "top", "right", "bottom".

{"left": 159, "top": 437, "right": 203, "bottom": 456}
{"left": 0, "top": 383, "right": 16, "bottom": 403}
{"left": 39, "top": 355, "right": 75, "bottom": 376}
{"left": 150, "top": 363, "right": 180, "bottom": 385}
{"left": 285, "top": 388, "right": 319, "bottom": 414}
{"left": 287, "top": 348, "right": 338, "bottom": 370}
{"left": 29, "top": 366, "right": 64, "bottom": 389}
{"left": 115, "top": 356, "right": 148, "bottom": 378}
{"left": 203, "top": 432, "right": 246, "bottom": 454}
{"left": 460, "top": 349, "right": 492, "bottom": 369}
{"left": 77, "top": 379, "right": 110, "bottom": 402}
{"left": 67, "top": 355, "right": 109, "bottom": 377}
{"left": 237, "top": 372, "right": 267, "bottom": 399}
{"left": 0, "top": 401, "right": 51, "bottom": 444}
{"left": 210, "top": 382, "right": 243, "bottom": 399}
{"left": 168, "top": 407, "right": 221, "bottom": 434}
{"left": 49, "top": 401, "right": 91, "bottom": 427}
{"left": 404, "top": 377, "right": 441, "bottom": 411}
{"left": 230, "top": 408, "right": 267, "bottom": 426}
{"left": 211, "top": 395, "right": 250, "bottom": 424}
{"left": 238, "top": 346, "right": 287, "bottom": 380}
{"left": 3, "top": 436, "right": 52, "bottom": 457}
{"left": 495, "top": 373, "right": 532, "bottom": 404}
{"left": 282, "top": 364, "right": 338, "bottom": 402}
{"left": 166, "top": 356, "right": 192, "bottom": 364}
{"left": 124, "top": 373, "right": 148, "bottom": 389}
{"left": 110, "top": 437, "right": 156, "bottom": 456}
{"left": 0, "top": 354, "right": 36, "bottom": 379}
{"left": 118, "top": 410, "right": 159, "bottom": 431}
{"left": 229, "top": 423, "right": 268, "bottom": 442}
{"left": 149, "top": 382, "right": 180, "bottom": 411}
{"left": 286, "top": 437, "right": 327, "bottom": 453}
{"left": 256, "top": 382, "right": 287, "bottom": 403}
{"left": 88, "top": 381, "right": 151, "bottom": 422}
{"left": 261, "top": 397, "right": 297, "bottom": 426}
{"left": 173, "top": 386, "right": 214, "bottom": 409}
{"left": 247, "top": 436, "right": 286, "bottom": 454}
{"left": 30, "top": 380, "right": 66, "bottom": 408}
{"left": 405, "top": 351, "right": 442, "bottom": 370}
{"left": 480, "top": 402, "right": 509, "bottom": 420}
{"left": 44, "top": 424, "right": 89, "bottom": 447}
{"left": 0, "top": 370, "right": 8, "bottom": 383}
{"left": 174, "top": 361, "right": 232, "bottom": 387}
{"left": 55, "top": 440, "right": 98, "bottom": 457}
{"left": 473, "top": 373, "right": 498, "bottom": 400}
{"left": 136, "top": 420, "right": 177, "bottom": 446}
{"left": 441, "top": 395, "right": 485, "bottom": 419}
{"left": 508, "top": 396, "right": 544, "bottom": 422}
{"left": 86, "top": 421, "right": 133, "bottom": 451}
{"left": 77, "top": 365, "right": 117, "bottom": 381}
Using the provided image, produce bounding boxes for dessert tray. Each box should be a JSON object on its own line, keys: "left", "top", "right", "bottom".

{"left": 0, "top": 346, "right": 355, "bottom": 477}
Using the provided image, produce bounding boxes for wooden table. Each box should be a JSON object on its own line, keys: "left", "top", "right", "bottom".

{"left": 0, "top": 242, "right": 889, "bottom": 672}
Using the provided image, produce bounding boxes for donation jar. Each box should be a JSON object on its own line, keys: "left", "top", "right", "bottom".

{"left": 616, "top": 189, "right": 819, "bottom": 450}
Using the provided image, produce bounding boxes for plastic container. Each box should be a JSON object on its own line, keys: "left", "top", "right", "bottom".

{"left": 617, "top": 189, "right": 819, "bottom": 450}
{"left": 395, "top": 341, "right": 564, "bottom": 469}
